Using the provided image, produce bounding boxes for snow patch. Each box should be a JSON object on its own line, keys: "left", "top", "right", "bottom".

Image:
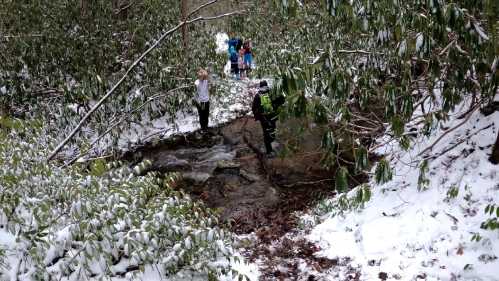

{"left": 308, "top": 108, "right": 499, "bottom": 280}
{"left": 216, "top": 32, "right": 229, "bottom": 54}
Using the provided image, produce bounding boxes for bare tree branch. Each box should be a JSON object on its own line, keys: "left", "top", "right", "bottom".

{"left": 418, "top": 104, "right": 479, "bottom": 157}
{"left": 423, "top": 123, "right": 493, "bottom": 161}
{"left": 61, "top": 85, "right": 192, "bottom": 167}
{"left": 337, "top": 49, "right": 385, "bottom": 55}
{"left": 47, "top": 4, "right": 244, "bottom": 161}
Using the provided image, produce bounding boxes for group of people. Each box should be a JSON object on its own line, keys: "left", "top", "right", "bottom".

{"left": 227, "top": 36, "right": 253, "bottom": 80}
{"left": 193, "top": 68, "right": 284, "bottom": 157}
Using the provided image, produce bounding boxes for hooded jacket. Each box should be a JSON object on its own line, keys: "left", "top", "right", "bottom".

{"left": 252, "top": 81, "right": 285, "bottom": 121}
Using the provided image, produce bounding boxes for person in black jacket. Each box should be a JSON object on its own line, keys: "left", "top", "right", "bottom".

{"left": 251, "top": 80, "right": 285, "bottom": 157}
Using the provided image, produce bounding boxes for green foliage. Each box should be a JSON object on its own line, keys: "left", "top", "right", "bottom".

{"left": 417, "top": 159, "right": 430, "bottom": 191}
{"left": 0, "top": 120, "right": 238, "bottom": 279}
{"left": 252, "top": 0, "right": 497, "bottom": 192}
{"left": 354, "top": 146, "right": 369, "bottom": 172}
{"left": 0, "top": 0, "right": 225, "bottom": 155}
{"left": 481, "top": 204, "right": 499, "bottom": 231}
{"left": 446, "top": 185, "right": 460, "bottom": 199}
{"left": 375, "top": 158, "right": 393, "bottom": 184}
{"left": 335, "top": 166, "right": 349, "bottom": 192}
{"left": 315, "top": 184, "right": 373, "bottom": 217}
{"left": 355, "top": 183, "right": 372, "bottom": 208}
{"left": 320, "top": 130, "right": 338, "bottom": 170}
{"left": 471, "top": 232, "right": 482, "bottom": 242}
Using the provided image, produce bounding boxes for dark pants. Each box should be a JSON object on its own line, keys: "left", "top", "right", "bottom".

{"left": 196, "top": 101, "right": 210, "bottom": 130}
{"left": 231, "top": 63, "right": 239, "bottom": 76}
{"left": 260, "top": 118, "right": 276, "bottom": 154}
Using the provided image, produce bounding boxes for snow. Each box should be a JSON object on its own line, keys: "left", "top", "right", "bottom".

{"left": 308, "top": 107, "right": 499, "bottom": 280}
{"left": 416, "top": 33, "right": 424, "bottom": 52}
{"left": 75, "top": 31, "right": 268, "bottom": 158}
{"left": 221, "top": 255, "right": 260, "bottom": 281}
{"left": 216, "top": 32, "right": 229, "bottom": 54}
{"left": 0, "top": 231, "right": 15, "bottom": 246}
{"left": 109, "top": 77, "right": 260, "bottom": 150}
{"left": 473, "top": 22, "right": 489, "bottom": 41}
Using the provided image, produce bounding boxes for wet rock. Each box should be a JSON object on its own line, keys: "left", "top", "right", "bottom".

{"left": 222, "top": 134, "right": 240, "bottom": 145}
{"left": 150, "top": 154, "right": 190, "bottom": 172}
{"left": 240, "top": 169, "right": 261, "bottom": 182}
{"left": 235, "top": 147, "right": 253, "bottom": 158}
{"left": 128, "top": 117, "right": 352, "bottom": 234}
{"left": 182, "top": 172, "right": 211, "bottom": 185}
{"left": 215, "top": 160, "right": 240, "bottom": 175}
{"left": 198, "top": 145, "right": 235, "bottom": 162}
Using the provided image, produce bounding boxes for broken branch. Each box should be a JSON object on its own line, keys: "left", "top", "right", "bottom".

{"left": 47, "top": 5, "right": 244, "bottom": 161}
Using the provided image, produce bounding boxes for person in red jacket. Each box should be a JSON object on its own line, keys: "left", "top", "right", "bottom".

{"left": 243, "top": 40, "right": 253, "bottom": 74}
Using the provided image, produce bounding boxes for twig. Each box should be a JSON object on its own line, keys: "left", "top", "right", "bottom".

{"left": 114, "top": 1, "right": 134, "bottom": 15}
{"left": 368, "top": 137, "right": 394, "bottom": 153}
{"left": 1, "top": 34, "right": 44, "bottom": 38}
{"left": 412, "top": 94, "right": 431, "bottom": 110}
{"left": 61, "top": 84, "right": 185, "bottom": 168}
{"left": 418, "top": 104, "right": 479, "bottom": 157}
{"left": 337, "top": 49, "right": 384, "bottom": 55}
{"left": 347, "top": 122, "right": 381, "bottom": 133}
{"left": 186, "top": 0, "right": 218, "bottom": 18}
{"left": 58, "top": 244, "right": 87, "bottom": 281}
{"left": 438, "top": 40, "right": 456, "bottom": 56}
{"left": 281, "top": 178, "right": 334, "bottom": 188}
{"left": 424, "top": 123, "right": 493, "bottom": 161}
{"left": 47, "top": 5, "right": 244, "bottom": 161}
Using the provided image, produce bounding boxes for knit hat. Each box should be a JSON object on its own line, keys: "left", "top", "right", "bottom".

{"left": 258, "top": 80, "right": 269, "bottom": 93}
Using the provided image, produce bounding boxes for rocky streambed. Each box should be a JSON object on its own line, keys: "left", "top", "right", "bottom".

{"left": 123, "top": 116, "right": 366, "bottom": 279}
{"left": 124, "top": 116, "right": 339, "bottom": 233}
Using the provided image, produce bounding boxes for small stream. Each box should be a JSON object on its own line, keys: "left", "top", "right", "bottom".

{"left": 123, "top": 116, "right": 338, "bottom": 234}
{"left": 122, "top": 116, "right": 366, "bottom": 279}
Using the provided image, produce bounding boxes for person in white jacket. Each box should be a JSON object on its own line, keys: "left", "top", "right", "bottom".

{"left": 194, "top": 68, "right": 210, "bottom": 132}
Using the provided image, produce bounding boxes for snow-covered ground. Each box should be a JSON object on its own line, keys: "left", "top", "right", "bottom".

{"left": 308, "top": 107, "right": 499, "bottom": 280}
{"left": 0, "top": 32, "right": 261, "bottom": 281}
{"left": 114, "top": 77, "right": 257, "bottom": 150}
{"left": 113, "top": 32, "right": 262, "bottom": 281}
{"left": 81, "top": 32, "right": 262, "bottom": 158}
{"left": 4, "top": 29, "right": 497, "bottom": 281}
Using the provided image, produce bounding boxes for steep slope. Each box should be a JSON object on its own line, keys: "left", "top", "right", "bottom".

{"left": 308, "top": 107, "right": 499, "bottom": 280}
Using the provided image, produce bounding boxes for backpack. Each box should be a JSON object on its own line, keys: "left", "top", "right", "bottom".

{"left": 260, "top": 94, "right": 274, "bottom": 114}
{"left": 230, "top": 50, "right": 238, "bottom": 63}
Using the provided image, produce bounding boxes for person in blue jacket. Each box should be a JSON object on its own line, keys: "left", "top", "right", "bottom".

{"left": 229, "top": 46, "right": 239, "bottom": 79}
{"left": 227, "top": 36, "right": 242, "bottom": 53}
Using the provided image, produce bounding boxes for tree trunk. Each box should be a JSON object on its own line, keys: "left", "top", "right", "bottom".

{"left": 80, "top": 0, "right": 89, "bottom": 17}
{"left": 490, "top": 130, "right": 499, "bottom": 164}
{"left": 181, "top": 0, "right": 188, "bottom": 49}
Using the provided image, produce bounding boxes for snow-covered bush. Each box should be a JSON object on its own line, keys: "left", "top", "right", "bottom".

{"left": 0, "top": 118, "right": 237, "bottom": 280}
